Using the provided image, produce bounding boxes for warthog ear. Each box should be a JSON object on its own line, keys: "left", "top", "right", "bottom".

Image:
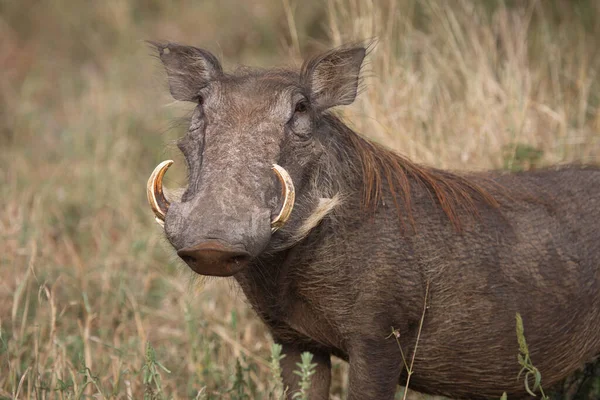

{"left": 150, "top": 42, "right": 222, "bottom": 102}
{"left": 302, "top": 46, "right": 366, "bottom": 110}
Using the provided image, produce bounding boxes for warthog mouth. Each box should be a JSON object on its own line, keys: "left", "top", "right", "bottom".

{"left": 146, "top": 160, "right": 296, "bottom": 232}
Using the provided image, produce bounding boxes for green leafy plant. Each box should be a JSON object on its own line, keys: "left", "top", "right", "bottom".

{"left": 515, "top": 313, "right": 548, "bottom": 399}
{"left": 228, "top": 355, "right": 258, "bottom": 400}
{"left": 269, "top": 343, "right": 287, "bottom": 399}
{"left": 142, "top": 342, "right": 171, "bottom": 400}
{"left": 292, "top": 352, "right": 317, "bottom": 400}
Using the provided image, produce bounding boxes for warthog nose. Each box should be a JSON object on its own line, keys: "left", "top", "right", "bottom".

{"left": 177, "top": 241, "right": 251, "bottom": 277}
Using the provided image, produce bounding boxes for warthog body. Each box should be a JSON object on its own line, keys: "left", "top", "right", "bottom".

{"left": 150, "top": 42, "right": 600, "bottom": 399}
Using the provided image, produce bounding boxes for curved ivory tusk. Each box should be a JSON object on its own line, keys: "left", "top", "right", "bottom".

{"left": 271, "top": 164, "right": 295, "bottom": 233}
{"left": 147, "top": 160, "right": 173, "bottom": 227}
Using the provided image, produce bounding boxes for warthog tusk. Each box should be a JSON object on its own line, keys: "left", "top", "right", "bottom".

{"left": 271, "top": 164, "right": 295, "bottom": 233}
{"left": 147, "top": 160, "right": 173, "bottom": 227}
{"left": 147, "top": 161, "right": 294, "bottom": 231}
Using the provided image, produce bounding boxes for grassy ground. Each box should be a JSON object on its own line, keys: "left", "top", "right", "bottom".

{"left": 1, "top": 0, "right": 599, "bottom": 398}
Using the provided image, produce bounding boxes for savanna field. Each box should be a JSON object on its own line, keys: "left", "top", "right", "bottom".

{"left": 1, "top": 0, "right": 600, "bottom": 398}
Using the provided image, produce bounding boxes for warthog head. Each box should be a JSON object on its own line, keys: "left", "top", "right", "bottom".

{"left": 147, "top": 43, "right": 366, "bottom": 276}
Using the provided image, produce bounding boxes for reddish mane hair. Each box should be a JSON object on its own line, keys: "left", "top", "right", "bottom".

{"left": 342, "top": 124, "right": 501, "bottom": 231}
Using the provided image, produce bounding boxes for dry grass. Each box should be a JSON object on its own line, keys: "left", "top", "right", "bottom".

{"left": 1, "top": 0, "right": 598, "bottom": 399}
{"left": 327, "top": 0, "right": 600, "bottom": 169}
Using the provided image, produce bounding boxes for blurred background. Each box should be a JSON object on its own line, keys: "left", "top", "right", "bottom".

{"left": 1, "top": 0, "right": 599, "bottom": 398}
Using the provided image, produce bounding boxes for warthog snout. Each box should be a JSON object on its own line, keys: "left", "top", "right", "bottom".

{"left": 147, "top": 159, "right": 295, "bottom": 276}
{"left": 177, "top": 241, "right": 251, "bottom": 276}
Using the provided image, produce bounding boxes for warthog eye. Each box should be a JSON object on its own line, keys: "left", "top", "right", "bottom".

{"left": 294, "top": 100, "right": 308, "bottom": 114}
{"left": 195, "top": 94, "right": 204, "bottom": 106}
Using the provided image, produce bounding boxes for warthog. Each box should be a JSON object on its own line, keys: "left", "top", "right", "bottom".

{"left": 146, "top": 42, "right": 600, "bottom": 399}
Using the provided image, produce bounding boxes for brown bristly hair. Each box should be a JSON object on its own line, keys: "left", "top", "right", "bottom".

{"left": 339, "top": 118, "right": 501, "bottom": 232}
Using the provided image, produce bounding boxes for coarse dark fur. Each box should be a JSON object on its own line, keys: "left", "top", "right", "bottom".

{"left": 151, "top": 41, "right": 600, "bottom": 399}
